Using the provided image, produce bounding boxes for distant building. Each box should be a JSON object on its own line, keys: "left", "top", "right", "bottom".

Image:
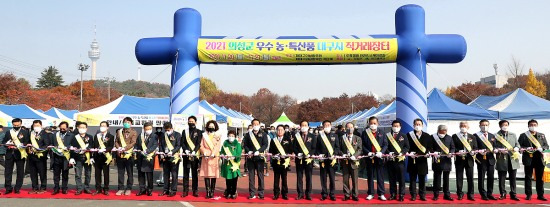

{"left": 475, "top": 64, "right": 508, "bottom": 88}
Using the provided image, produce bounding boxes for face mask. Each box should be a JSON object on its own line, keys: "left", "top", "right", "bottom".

{"left": 309, "top": 130, "right": 313, "bottom": 134}
{"left": 60, "top": 129, "right": 67, "bottom": 134}
{"left": 285, "top": 129, "right": 289, "bottom": 132}
{"left": 369, "top": 124, "right": 378, "bottom": 131}
{"left": 207, "top": 127, "right": 215, "bottom": 133}
{"left": 480, "top": 126, "right": 487, "bottom": 132}
{"left": 188, "top": 123, "right": 196, "bottom": 129}
{"left": 145, "top": 130, "right": 152, "bottom": 135}
{"left": 166, "top": 130, "right": 172, "bottom": 135}
{"left": 78, "top": 128, "right": 87, "bottom": 134}
{"left": 34, "top": 127, "right": 42, "bottom": 133}
{"left": 529, "top": 126, "right": 536, "bottom": 132}
{"left": 392, "top": 127, "right": 401, "bottom": 133}
{"left": 460, "top": 127, "right": 468, "bottom": 133}
{"left": 414, "top": 126, "right": 423, "bottom": 132}
{"left": 100, "top": 127, "right": 108, "bottom": 133}
{"left": 301, "top": 127, "right": 309, "bottom": 133}
{"left": 156, "top": 129, "right": 162, "bottom": 133}
{"left": 123, "top": 123, "right": 131, "bottom": 129}
{"left": 13, "top": 126, "right": 21, "bottom": 131}
{"left": 438, "top": 133, "right": 445, "bottom": 138}
{"left": 228, "top": 136, "right": 235, "bottom": 143}
{"left": 500, "top": 126, "right": 508, "bottom": 132}
{"left": 324, "top": 127, "right": 331, "bottom": 133}
{"left": 253, "top": 126, "right": 260, "bottom": 131}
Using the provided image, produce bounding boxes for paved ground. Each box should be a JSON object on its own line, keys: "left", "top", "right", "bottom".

{"left": 0, "top": 159, "right": 549, "bottom": 206}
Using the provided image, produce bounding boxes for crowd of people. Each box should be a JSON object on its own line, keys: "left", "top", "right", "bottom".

{"left": 0, "top": 116, "right": 548, "bottom": 202}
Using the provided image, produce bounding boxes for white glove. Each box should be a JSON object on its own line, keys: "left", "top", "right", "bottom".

{"left": 306, "top": 154, "right": 311, "bottom": 158}
{"left": 330, "top": 155, "right": 335, "bottom": 160}
{"left": 537, "top": 147, "right": 543, "bottom": 152}
{"left": 350, "top": 155, "right": 357, "bottom": 160}
{"left": 514, "top": 147, "right": 519, "bottom": 152}
{"left": 99, "top": 148, "right": 106, "bottom": 154}
{"left": 367, "top": 152, "right": 374, "bottom": 156}
{"left": 185, "top": 150, "right": 190, "bottom": 155}
{"left": 297, "top": 153, "right": 303, "bottom": 157}
{"left": 229, "top": 157, "right": 235, "bottom": 160}
{"left": 469, "top": 151, "right": 475, "bottom": 156}
{"left": 459, "top": 150, "right": 465, "bottom": 153}
{"left": 79, "top": 149, "right": 86, "bottom": 154}
{"left": 210, "top": 154, "right": 215, "bottom": 158}
{"left": 389, "top": 152, "right": 394, "bottom": 156}
{"left": 167, "top": 151, "right": 173, "bottom": 156}
{"left": 493, "top": 149, "right": 499, "bottom": 154}
{"left": 248, "top": 151, "right": 253, "bottom": 156}
{"left": 280, "top": 155, "right": 286, "bottom": 159}
{"left": 90, "top": 158, "right": 95, "bottom": 164}
{"left": 254, "top": 151, "right": 260, "bottom": 156}
{"left": 375, "top": 152, "right": 382, "bottom": 158}
{"left": 69, "top": 158, "right": 76, "bottom": 165}
{"left": 409, "top": 152, "right": 416, "bottom": 157}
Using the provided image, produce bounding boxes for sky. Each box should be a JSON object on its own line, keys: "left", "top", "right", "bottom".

{"left": 1, "top": 0, "right": 549, "bottom": 102}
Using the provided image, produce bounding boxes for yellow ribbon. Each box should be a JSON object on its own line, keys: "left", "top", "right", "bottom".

{"left": 164, "top": 133, "right": 180, "bottom": 164}
{"left": 495, "top": 134, "right": 520, "bottom": 160}
{"left": 140, "top": 134, "right": 155, "bottom": 161}
{"left": 343, "top": 135, "right": 359, "bottom": 166}
{"left": 409, "top": 131, "right": 426, "bottom": 153}
{"left": 56, "top": 133, "right": 71, "bottom": 160}
{"left": 223, "top": 146, "right": 240, "bottom": 172}
{"left": 97, "top": 133, "right": 113, "bottom": 164}
{"left": 30, "top": 132, "right": 44, "bottom": 158}
{"left": 75, "top": 134, "right": 91, "bottom": 165}
{"left": 118, "top": 130, "right": 133, "bottom": 159}
{"left": 295, "top": 133, "right": 312, "bottom": 164}
{"left": 366, "top": 130, "right": 382, "bottom": 152}
{"left": 386, "top": 132, "right": 405, "bottom": 162}
{"left": 319, "top": 132, "right": 337, "bottom": 167}
{"left": 272, "top": 137, "right": 290, "bottom": 168}
{"left": 10, "top": 129, "right": 27, "bottom": 159}
{"left": 185, "top": 130, "right": 199, "bottom": 159}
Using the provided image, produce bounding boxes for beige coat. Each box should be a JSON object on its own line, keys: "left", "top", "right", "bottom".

{"left": 200, "top": 132, "right": 222, "bottom": 178}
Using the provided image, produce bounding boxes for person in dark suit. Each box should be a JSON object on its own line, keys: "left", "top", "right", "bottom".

{"left": 431, "top": 125, "right": 455, "bottom": 201}
{"left": 2, "top": 118, "right": 29, "bottom": 195}
{"left": 406, "top": 118, "right": 433, "bottom": 201}
{"left": 362, "top": 116, "right": 388, "bottom": 201}
{"left": 474, "top": 119, "right": 498, "bottom": 201}
{"left": 181, "top": 116, "right": 202, "bottom": 197}
{"left": 316, "top": 120, "right": 340, "bottom": 201}
{"left": 386, "top": 120, "right": 409, "bottom": 202}
{"left": 292, "top": 120, "right": 317, "bottom": 200}
{"left": 518, "top": 119, "right": 549, "bottom": 201}
{"left": 243, "top": 119, "right": 269, "bottom": 200}
{"left": 70, "top": 122, "right": 94, "bottom": 195}
{"left": 452, "top": 121, "right": 478, "bottom": 201}
{"left": 340, "top": 122, "right": 362, "bottom": 201}
{"left": 269, "top": 124, "right": 292, "bottom": 200}
{"left": 92, "top": 121, "right": 114, "bottom": 196}
{"left": 136, "top": 122, "right": 159, "bottom": 196}
{"left": 27, "top": 120, "right": 51, "bottom": 194}
{"left": 51, "top": 121, "right": 73, "bottom": 195}
{"left": 158, "top": 122, "right": 181, "bottom": 197}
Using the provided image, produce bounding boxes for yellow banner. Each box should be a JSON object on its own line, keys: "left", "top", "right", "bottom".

{"left": 198, "top": 38, "right": 398, "bottom": 63}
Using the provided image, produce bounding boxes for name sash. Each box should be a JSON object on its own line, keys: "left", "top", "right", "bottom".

{"left": 75, "top": 134, "right": 91, "bottom": 165}
{"left": 223, "top": 146, "right": 240, "bottom": 172}
{"left": 432, "top": 134, "right": 450, "bottom": 154}
{"left": 272, "top": 137, "right": 290, "bottom": 168}
{"left": 164, "top": 133, "right": 180, "bottom": 164}
{"left": 140, "top": 134, "right": 155, "bottom": 161}
{"left": 524, "top": 132, "right": 542, "bottom": 149}
{"left": 185, "top": 130, "right": 199, "bottom": 158}
{"left": 319, "top": 132, "right": 337, "bottom": 167}
{"left": 295, "top": 133, "right": 312, "bottom": 164}
{"left": 387, "top": 132, "right": 405, "bottom": 162}
{"left": 56, "top": 132, "right": 71, "bottom": 160}
{"left": 366, "top": 130, "right": 381, "bottom": 152}
{"left": 455, "top": 133, "right": 472, "bottom": 152}
{"left": 409, "top": 131, "right": 426, "bottom": 153}
{"left": 495, "top": 133, "right": 519, "bottom": 160}
{"left": 97, "top": 133, "right": 113, "bottom": 164}
{"left": 249, "top": 131, "right": 261, "bottom": 151}
{"left": 476, "top": 132, "right": 494, "bottom": 151}
{"left": 118, "top": 130, "right": 133, "bottom": 159}
{"left": 343, "top": 134, "right": 359, "bottom": 166}
{"left": 30, "top": 131, "right": 44, "bottom": 158}
{"left": 10, "top": 129, "right": 27, "bottom": 159}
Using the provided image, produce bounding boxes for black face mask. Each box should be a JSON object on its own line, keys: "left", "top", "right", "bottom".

{"left": 60, "top": 129, "right": 67, "bottom": 134}
{"left": 13, "top": 126, "right": 21, "bottom": 131}
{"left": 346, "top": 129, "right": 353, "bottom": 135}
{"left": 189, "top": 123, "right": 196, "bottom": 129}
{"left": 206, "top": 127, "right": 215, "bottom": 133}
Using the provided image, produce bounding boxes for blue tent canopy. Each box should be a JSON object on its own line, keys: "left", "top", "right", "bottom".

{"left": 45, "top": 108, "right": 79, "bottom": 119}
{"left": 110, "top": 96, "right": 171, "bottom": 114}
{"left": 0, "top": 104, "right": 52, "bottom": 120}
{"left": 490, "top": 89, "right": 550, "bottom": 119}
{"left": 309, "top": 122, "right": 322, "bottom": 128}
{"left": 199, "top": 101, "right": 228, "bottom": 122}
{"left": 427, "top": 89, "right": 498, "bottom": 120}
{"left": 468, "top": 91, "right": 512, "bottom": 110}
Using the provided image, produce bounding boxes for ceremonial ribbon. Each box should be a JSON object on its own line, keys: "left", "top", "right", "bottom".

{"left": 343, "top": 134, "right": 359, "bottom": 166}
{"left": 319, "top": 132, "right": 337, "bottom": 167}
{"left": 495, "top": 134, "right": 520, "bottom": 160}
{"left": 56, "top": 132, "right": 71, "bottom": 160}
{"left": 272, "top": 137, "right": 290, "bottom": 168}
{"left": 524, "top": 132, "right": 542, "bottom": 149}
{"left": 75, "top": 134, "right": 91, "bottom": 165}
{"left": 118, "top": 130, "right": 133, "bottom": 159}
{"left": 140, "top": 134, "right": 155, "bottom": 161}
{"left": 223, "top": 146, "right": 240, "bottom": 172}
{"left": 409, "top": 131, "right": 426, "bottom": 153}
{"left": 386, "top": 132, "right": 405, "bottom": 162}
{"left": 30, "top": 131, "right": 44, "bottom": 158}
{"left": 295, "top": 133, "right": 312, "bottom": 164}
{"left": 96, "top": 133, "right": 113, "bottom": 164}
{"left": 10, "top": 129, "right": 27, "bottom": 159}
{"left": 164, "top": 133, "right": 180, "bottom": 164}
{"left": 366, "top": 130, "right": 382, "bottom": 152}
{"left": 185, "top": 130, "right": 199, "bottom": 159}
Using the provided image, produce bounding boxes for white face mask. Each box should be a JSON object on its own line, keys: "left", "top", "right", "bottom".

{"left": 34, "top": 127, "right": 42, "bottom": 133}
{"left": 301, "top": 127, "right": 309, "bottom": 133}
{"left": 145, "top": 130, "right": 152, "bottom": 135}
{"left": 369, "top": 124, "right": 378, "bottom": 131}
{"left": 414, "top": 126, "right": 423, "bottom": 132}
{"left": 529, "top": 126, "right": 536, "bottom": 132}
{"left": 438, "top": 133, "right": 445, "bottom": 138}
{"left": 166, "top": 130, "right": 172, "bottom": 135}
{"left": 78, "top": 128, "right": 87, "bottom": 135}
{"left": 100, "top": 127, "right": 108, "bottom": 133}
{"left": 480, "top": 126, "right": 488, "bottom": 132}
{"left": 392, "top": 127, "right": 401, "bottom": 133}
{"left": 228, "top": 136, "right": 235, "bottom": 143}
{"left": 252, "top": 126, "right": 260, "bottom": 131}
{"left": 285, "top": 129, "right": 289, "bottom": 132}
{"left": 500, "top": 126, "right": 508, "bottom": 132}
{"left": 324, "top": 127, "right": 331, "bottom": 133}
{"left": 460, "top": 127, "right": 468, "bottom": 133}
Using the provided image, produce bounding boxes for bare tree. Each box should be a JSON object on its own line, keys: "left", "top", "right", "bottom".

{"left": 507, "top": 55, "right": 525, "bottom": 88}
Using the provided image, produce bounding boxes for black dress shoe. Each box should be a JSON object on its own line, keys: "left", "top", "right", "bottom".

{"left": 52, "top": 189, "right": 60, "bottom": 195}
{"left": 330, "top": 196, "right": 336, "bottom": 201}
{"left": 158, "top": 191, "right": 168, "bottom": 196}
{"left": 487, "top": 195, "right": 497, "bottom": 200}
{"left": 398, "top": 196, "right": 405, "bottom": 202}
{"left": 83, "top": 189, "right": 92, "bottom": 194}
{"left": 411, "top": 196, "right": 416, "bottom": 201}
{"left": 537, "top": 196, "right": 548, "bottom": 201}
{"left": 457, "top": 194, "right": 463, "bottom": 200}
{"left": 273, "top": 194, "right": 279, "bottom": 200}
{"left": 62, "top": 189, "right": 68, "bottom": 194}
{"left": 352, "top": 196, "right": 359, "bottom": 201}
{"left": 467, "top": 195, "right": 475, "bottom": 201}
{"left": 481, "top": 195, "right": 488, "bottom": 201}
{"left": 499, "top": 194, "right": 506, "bottom": 200}
{"left": 526, "top": 195, "right": 531, "bottom": 200}
{"left": 259, "top": 195, "right": 264, "bottom": 200}
{"left": 444, "top": 196, "right": 454, "bottom": 201}
{"left": 75, "top": 190, "right": 82, "bottom": 195}
{"left": 343, "top": 196, "right": 349, "bottom": 201}
{"left": 5, "top": 190, "right": 12, "bottom": 195}
{"left": 432, "top": 196, "right": 439, "bottom": 201}
{"left": 320, "top": 196, "right": 326, "bottom": 201}
{"left": 510, "top": 195, "right": 520, "bottom": 201}
{"left": 389, "top": 194, "right": 396, "bottom": 200}
{"left": 136, "top": 190, "right": 146, "bottom": 196}
{"left": 296, "top": 194, "right": 303, "bottom": 200}
{"left": 181, "top": 191, "right": 188, "bottom": 197}
{"left": 146, "top": 190, "right": 152, "bottom": 196}
{"left": 168, "top": 192, "right": 176, "bottom": 197}
{"left": 92, "top": 190, "right": 102, "bottom": 196}
{"left": 104, "top": 191, "right": 109, "bottom": 196}
{"left": 193, "top": 191, "right": 199, "bottom": 197}
{"left": 306, "top": 195, "right": 312, "bottom": 200}
{"left": 420, "top": 196, "right": 427, "bottom": 201}
{"left": 282, "top": 194, "right": 288, "bottom": 200}
{"left": 14, "top": 190, "right": 20, "bottom": 194}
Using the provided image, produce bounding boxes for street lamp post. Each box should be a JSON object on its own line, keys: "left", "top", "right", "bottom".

{"left": 78, "top": 63, "right": 90, "bottom": 111}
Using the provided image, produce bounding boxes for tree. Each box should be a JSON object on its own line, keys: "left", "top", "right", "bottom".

{"left": 524, "top": 68, "right": 547, "bottom": 98}
{"left": 200, "top": 77, "right": 220, "bottom": 100}
{"left": 445, "top": 82, "right": 507, "bottom": 104}
{"left": 507, "top": 56, "right": 525, "bottom": 88}
{"left": 36, "top": 66, "right": 64, "bottom": 89}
